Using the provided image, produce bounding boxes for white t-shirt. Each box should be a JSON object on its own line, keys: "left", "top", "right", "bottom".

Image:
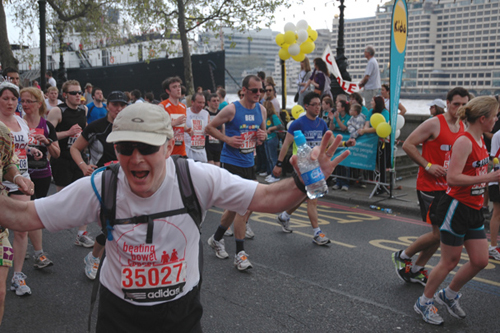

{"left": 185, "top": 108, "right": 209, "bottom": 163}
{"left": 364, "top": 57, "right": 381, "bottom": 90}
{"left": 45, "top": 99, "right": 63, "bottom": 113}
{"left": 47, "top": 77, "right": 57, "bottom": 88}
{"left": 4, "top": 116, "right": 30, "bottom": 191}
{"left": 489, "top": 130, "right": 500, "bottom": 186}
{"left": 35, "top": 158, "right": 257, "bottom": 306}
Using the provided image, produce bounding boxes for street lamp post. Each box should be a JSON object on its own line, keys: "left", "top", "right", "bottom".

{"left": 331, "top": 0, "right": 352, "bottom": 97}
{"left": 38, "top": 0, "right": 46, "bottom": 91}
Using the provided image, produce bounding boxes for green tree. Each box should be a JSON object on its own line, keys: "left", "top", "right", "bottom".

{"left": 127, "top": 0, "right": 292, "bottom": 95}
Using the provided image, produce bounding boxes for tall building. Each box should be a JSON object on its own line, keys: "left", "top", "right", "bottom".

{"left": 332, "top": 0, "right": 500, "bottom": 95}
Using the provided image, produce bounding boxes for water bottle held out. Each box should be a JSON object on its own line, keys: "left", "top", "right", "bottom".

{"left": 293, "top": 130, "right": 328, "bottom": 199}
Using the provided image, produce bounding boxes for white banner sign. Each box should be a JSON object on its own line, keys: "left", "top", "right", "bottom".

{"left": 322, "top": 46, "right": 360, "bottom": 94}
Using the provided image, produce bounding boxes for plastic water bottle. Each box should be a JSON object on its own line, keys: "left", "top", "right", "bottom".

{"left": 369, "top": 205, "right": 393, "bottom": 214}
{"left": 293, "top": 130, "right": 328, "bottom": 199}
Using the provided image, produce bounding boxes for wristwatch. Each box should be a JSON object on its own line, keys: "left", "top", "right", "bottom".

{"left": 45, "top": 138, "right": 54, "bottom": 147}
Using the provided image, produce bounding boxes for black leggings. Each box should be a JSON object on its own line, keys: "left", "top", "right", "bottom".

{"left": 31, "top": 176, "right": 52, "bottom": 200}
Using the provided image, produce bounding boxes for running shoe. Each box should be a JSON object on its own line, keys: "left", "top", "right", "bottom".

{"left": 341, "top": 185, "right": 349, "bottom": 191}
{"left": 208, "top": 235, "right": 229, "bottom": 259}
{"left": 84, "top": 252, "right": 100, "bottom": 280}
{"left": 277, "top": 214, "right": 293, "bottom": 233}
{"left": 267, "top": 176, "right": 280, "bottom": 183}
{"left": 391, "top": 250, "right": 412, "bottom": 282}
{"left": 75, "top": 232, "right": 95, "bottom": 248}
{"left": 312, "top": 232, "right": 330, "bottom": 246}
{"left": 33, "top": 252, "right": 53, "bottom": 269}
{"left": 414, "top": 297, "right": 443, "bottom": 325}
{"left": 489, "top": 246, "right": 500, "bottom": 260}
{"left": 224, "top": 228, "right": 234, "bottom": 237}
{"left": 245, "top": 223, "right": 255, "bottom": 239}
{"left": 11, "top": 272, "right": 32, "bottom": 296}
{"left": 409, "top": 268, "right": 428, "bottom": 286}
{"left": 265, "top": 175, "right": 272, "bottom": 182}
{"left": 332, "top": 184, "right": 340, "bottom": 190}
{"left": 434, "top": 289, "right": 466, "bottom": 319}
{"left": 258, "top": 172, "right": 268, "bottom": 177}
{"left": 234, "top": 251, "right": 253, "bottom": 271}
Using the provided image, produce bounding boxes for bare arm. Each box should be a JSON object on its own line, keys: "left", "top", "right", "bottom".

{"left": 272, "top": 132, "right": 294, "bottom": 178}
{"left": 70, "top": 135, "right": 97, "bottom": 176}
{"left": 250, "top": 132, "right": 350, "bottom": 212}
{"left": 205, "top": 104, "right": 243, "bottom": 148}
{"left": 0, "top": 196, "right": 43, "bottom": 231}
{"left": 398, "top": 102, "right": 407, "bottom": 116}
{"left": 447, "top": 136, "right": 500, "bottom": 186}
{"left": 402, "top": 117, "right": 446, "bottom": 177}
{"left": 48, "top": 107, "right": 82, "bottom": 140}
{"left": 358, "top": 75, "right": 369, "bottom": 88}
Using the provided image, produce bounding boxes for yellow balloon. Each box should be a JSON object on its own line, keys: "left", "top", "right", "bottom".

{"left": 279, "top": 47, "right": 291, "bottom": 60}
{"left": 376, "top": 122, "right": 392, "bottom": 138}
{"left": 292, "top": 53, "right": 306, "bottom": 62}
{"left": 370, "top": 113, "right": 385, "bottom": 129}
{"left": 284, "top": 30, "right": 296, "bottom": 45}
{"left": 300, "top": 41, "right": 315, "bottom": 54}
{"left": 275, "top": 33, "right": 285, "bottom": 47}
{"left": 308, "top": 29, "right": 318, "bottom": 42}
{"left": 307, "top": 26, "right": 313, "bottom": 33}
{"left": 291, "top": 105, "right": 305, "bottom": 119}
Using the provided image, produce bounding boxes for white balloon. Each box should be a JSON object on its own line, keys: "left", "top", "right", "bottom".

{"left": 297, "top": 29, "right": 308, "bottom": 43}
{"left": 284, "top": 22, "right": 296, "bottom": 32}
{"left": 298, "top": 111, "right": 306, "bottom": 118}
{"left": 286, "top": 120, "right": 294, "bottom": 130}
{"left": 395, "top": 129, "right": 401, "bottom": 139}
{"left": 296, "top": 20, "right": 309, "bottom": 31}
{"left": 396, "top": 114, "right": 405, "bottom": 130}
{"left": 288, "top": 43, "right": 300, "bottom": 56}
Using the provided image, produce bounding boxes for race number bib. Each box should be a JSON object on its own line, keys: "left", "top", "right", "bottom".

{"left": 15, "top": 148, "right": 28, "bottom": 173}
{"left": 28, "top": 128, "right": 44, "bottom": 146}
{"left": 240, "top": 131, "right": 257, "bottom": 154}
{"left": 121, "top": 261, "right": 187, "bottom": 303}
{"left": 67, "top": 133, "right": 80, "bottom": 147}
{"left": 171, "top": 114, "right": 185, "bottom": 146}
{"left": 471, "top": 166, "right": 487, "bottom": 196}
{"left": 190, "top": 120, "right": 205, "bottom": 149}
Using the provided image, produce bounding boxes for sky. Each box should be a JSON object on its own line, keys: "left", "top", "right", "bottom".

{"left": 6, "top": 0, "right": 382, "bottom": 45}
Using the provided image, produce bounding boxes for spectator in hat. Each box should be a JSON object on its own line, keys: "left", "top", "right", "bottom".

{"left": 428, "top": 99, "right": 446, "bottom": 117}
{"left": 84, "top": 83, "right": 93, "bottom": 104}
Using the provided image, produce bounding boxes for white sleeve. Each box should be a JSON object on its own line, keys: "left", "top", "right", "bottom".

{"left": 491, "top": 131, "right": 500, "bottom": 158}
{"left": 34, "top": 175, "right": 101, "bottom": 232}
{"left": 187, "top": 160, "right": 258, "bottom": 215}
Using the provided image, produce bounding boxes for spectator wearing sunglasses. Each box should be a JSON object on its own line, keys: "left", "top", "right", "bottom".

{"left": 0, "top": 102, "right": 349, "bottom": 331}
{"left": 47, "top": 80, "right": 95, "bottom": 248}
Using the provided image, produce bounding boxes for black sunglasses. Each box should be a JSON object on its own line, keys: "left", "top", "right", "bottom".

{"left": 67, "top": 90, "right": 83, "bottom": 95}
{"left": 115, "top": 142, "right": 161, "bottom": 156}
{"left": 247, "top": 88, "right": 265, "bottom": 94}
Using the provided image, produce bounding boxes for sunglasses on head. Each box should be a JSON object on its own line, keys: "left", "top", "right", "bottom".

{"left": 247, "top": 88, "right": 266, "bottom": 94}
{"left": 115, "top": 142, "right": 161, "bottom": 156}
{"left": 67, "top": 90, "right": 83, "bottom": 95}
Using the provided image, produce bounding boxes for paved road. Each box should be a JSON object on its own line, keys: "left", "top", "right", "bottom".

{"left": 2, "top": 199, "right": 499, "bottom": 332}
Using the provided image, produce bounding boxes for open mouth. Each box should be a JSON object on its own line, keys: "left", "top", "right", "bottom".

{"left": 131, "top": 171, "right": 149, "bottom": 179}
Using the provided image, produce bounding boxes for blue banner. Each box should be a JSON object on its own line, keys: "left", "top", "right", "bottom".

{"left": 390, "top": 0, "right": 408, "bottom": 168}
{"left": 332, "top": 131, "right": 378, "bottom": 171}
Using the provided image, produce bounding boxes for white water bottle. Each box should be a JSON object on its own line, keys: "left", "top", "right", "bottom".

{"left": 294, "top": 130, "right": 328, "bottom": 199}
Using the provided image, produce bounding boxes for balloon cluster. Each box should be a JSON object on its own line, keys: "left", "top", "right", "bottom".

{"left": 275, "top": 20, "right": 318, "bottom": 62}
{"left": 370, "top": 114, "right": 405, "bottom": 139}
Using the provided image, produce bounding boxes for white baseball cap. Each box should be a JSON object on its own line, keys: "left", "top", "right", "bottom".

{"left": 427, "top": 99, "right": 446, "bottom": 109}
{"left": 107, "top": 103, "right": 174, "bottom": 145}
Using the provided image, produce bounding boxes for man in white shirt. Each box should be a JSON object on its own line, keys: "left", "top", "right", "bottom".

{"left": 0, "top": 103, "right": 348, "bottom": 332}
{"left": 358, "top": 46, "right": 381, "bottom": 108}
{"left": 185, "top": 93, "right": 210, "bottom": 162}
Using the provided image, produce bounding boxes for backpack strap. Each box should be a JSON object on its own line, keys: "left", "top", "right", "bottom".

{"left": 87, "top": 105, "right": 96, "bottom": 119}
{"left": 172, "top": 155, "right": 202, "bottom": 228}
{"left": 91, "top": 163, "right": 120, "bottom": 241}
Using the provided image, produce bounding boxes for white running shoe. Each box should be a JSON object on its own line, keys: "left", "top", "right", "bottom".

{"left": 224, "top": 228, "right": 234, "bottom": 237}
{"left": 267, "top": 176, "right": 280, "bottom": 183}
{"left": 234, "top": 251, "right": 253, "bottom": 271}
{"left": 11, "top": 272, "right": 32, "bottom": 296}
{"left": 75, "top": 232, "right": 95, "bottom": 248}
{"left": 208, "top": 235, "right": 229, "bottom": 259}
{"left": 277, "top": 214, "right": 293, "bottom": 233}
{"left": 84, "top": 252, "right": 100, "bottom": 280}
{"left": 245, "top": 223, "right": 255, "bottom": 239}
{"left": 489, "top": 246, "right": 500, "bottom": 260}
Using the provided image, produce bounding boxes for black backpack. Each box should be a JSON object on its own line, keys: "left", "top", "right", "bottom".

{"left": 87, "top": 155, "right": 202, "bottom": 332}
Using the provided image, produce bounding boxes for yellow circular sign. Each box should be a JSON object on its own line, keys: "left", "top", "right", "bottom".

{"left": 393, "top": 0, "right": 407, "bottom": 54}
